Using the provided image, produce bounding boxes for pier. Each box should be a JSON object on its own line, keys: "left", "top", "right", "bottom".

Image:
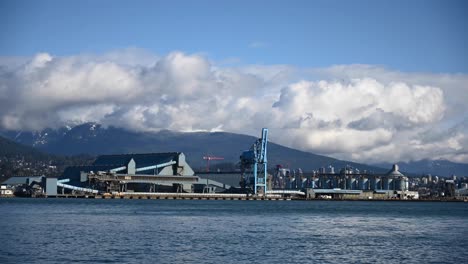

{"left": 43, "top": 192, "right": 290, "bottom": 200}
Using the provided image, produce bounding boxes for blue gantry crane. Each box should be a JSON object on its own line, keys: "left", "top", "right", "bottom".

{"left": 240, "top": 128, "right": 268, "bottom": 195}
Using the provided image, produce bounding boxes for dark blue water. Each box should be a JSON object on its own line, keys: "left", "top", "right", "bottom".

{"left": 1, "top": 199, "right": 467, "bottom": 264}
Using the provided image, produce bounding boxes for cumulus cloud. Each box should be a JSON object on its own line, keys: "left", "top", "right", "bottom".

{"left": 0, "top": 50, "right": 467, "bottom": 164}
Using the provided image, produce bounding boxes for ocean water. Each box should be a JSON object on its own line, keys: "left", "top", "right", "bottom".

{"left": 0, "top": 199, "right": 467, "bottom": 264}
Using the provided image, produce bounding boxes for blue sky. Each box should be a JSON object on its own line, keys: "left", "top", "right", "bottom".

{"left": 1, "top": 0, "right": 467, "bottom": 72}
{"left": 0, "top": 0, "right": 467, "bottom": 163}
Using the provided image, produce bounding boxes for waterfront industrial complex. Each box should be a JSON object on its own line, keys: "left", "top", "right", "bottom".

{"left": 1, "top": 129, "right": 467, "bottom": 201}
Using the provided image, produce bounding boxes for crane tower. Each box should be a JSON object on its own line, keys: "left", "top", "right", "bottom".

{"left": 239, "top": 128, "right": 268, "bottom": 195}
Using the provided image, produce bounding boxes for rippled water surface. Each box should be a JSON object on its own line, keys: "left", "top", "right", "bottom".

{"left": 1, "top": 199, "right": 467, "bottom": 264}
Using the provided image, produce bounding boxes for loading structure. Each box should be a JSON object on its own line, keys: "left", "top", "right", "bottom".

{"left": 240, "top": 128, "right": 269, "bottom": 195}
{"left": 59, "top": 152, "right": 199, "bottom": 193}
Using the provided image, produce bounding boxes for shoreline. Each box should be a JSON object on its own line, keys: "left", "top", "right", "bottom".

{"left": 1, "top": 194, "right": 467, "bottom": 202}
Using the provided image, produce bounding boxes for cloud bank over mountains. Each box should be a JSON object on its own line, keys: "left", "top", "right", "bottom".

{"left": 0, "top": 49, "right": 466, "bottom": 163}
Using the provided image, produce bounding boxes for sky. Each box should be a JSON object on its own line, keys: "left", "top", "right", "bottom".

{"left": 0, "top": 0, "right": 467, "bottom": 164}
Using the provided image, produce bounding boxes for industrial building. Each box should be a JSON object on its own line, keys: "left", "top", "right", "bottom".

{"left": 272, "top": 164, "right": 419, "bottom": 199}
{"left": 0, "top": 129, "right": 268, "bottom": 197}
{"left": 195, "top": 172, "right": 242, "bottom": 188}
{"left": 0, "top": 128, "right": 434, "bottom": 200}
{"left": 60, "top": 152, "right": 199, "bottom": 193}
{"left": 0, "top": 185, "right": 14, "bottom": 197}
{"left": 0, "top": 175, "right": 57, "bottom": 197}
{"left": 273, "top": 164, "right": 408, "bottom": 191}
{"left": 63, "top": 152, "right": 194, "bottom": 181}
{"left": 0, "top": 147, "right": 420, "bottom": 200}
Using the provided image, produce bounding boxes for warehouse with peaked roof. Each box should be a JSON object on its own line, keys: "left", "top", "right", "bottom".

{"left": 92, "top": 152, "right": 194, "bottom": 176}
{"left": 60, "top": 152, "right": 195, "bottom": 187}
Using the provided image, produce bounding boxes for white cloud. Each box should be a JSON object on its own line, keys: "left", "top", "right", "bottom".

{"left": 0, "top": 50, "right": 466, "bottom": 164}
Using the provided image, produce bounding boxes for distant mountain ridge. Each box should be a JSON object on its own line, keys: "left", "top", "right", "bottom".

{"left": 1, "top": 123, "right": 387, "bottom": 173}
{"left": 0, "top": 135, "right": 50, "bottom": 160}
{"left": 2, "top": 123, "right": 467, "bottom": 176}
{"left": 0, "top": 134, "right": 95, "bottom": 177}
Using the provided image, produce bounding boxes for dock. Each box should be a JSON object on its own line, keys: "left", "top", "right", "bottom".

{"left": 42, "top": 192, "right": 290, "bottom": 200}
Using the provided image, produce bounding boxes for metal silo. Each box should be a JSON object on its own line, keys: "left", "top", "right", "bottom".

{"left": 383, "top": 177, "right": 390, "bottom": 190}
{"left": 375, "top": 177, "right": 382, "bottom": 190}
{"left": 370, "top": 176, "right": 376, "bottom": 190}
{"left": 399, "top": 177, "right": 408, "bottom": 191}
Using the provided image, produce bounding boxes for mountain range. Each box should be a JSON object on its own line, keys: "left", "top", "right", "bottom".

{"left": 0, "top": 135, "right": 49, "bottom": 160}
{"left": 1, "top": 123, "right": 467, "bottom": 176}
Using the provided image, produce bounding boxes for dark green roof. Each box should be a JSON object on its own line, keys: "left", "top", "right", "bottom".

{"left": 60, "top": 153, "right": 182, "bottom": 183}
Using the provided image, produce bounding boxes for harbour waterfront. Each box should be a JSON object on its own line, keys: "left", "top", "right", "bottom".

{"left": 1, "top": 199, "right": 467, "bottom": 264}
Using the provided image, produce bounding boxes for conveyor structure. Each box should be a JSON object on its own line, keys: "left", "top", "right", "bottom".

{"left": 57, "top": 179, "right": 99, "bottom": 194}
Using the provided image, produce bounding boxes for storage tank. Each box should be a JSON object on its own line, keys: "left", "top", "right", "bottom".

{"left": 386, "top": 164, "right": 406, "bottom": 191}
{"left": 383, "top": 177, "right": 389, "bottom": 190}
{"left": 400, "top": 177, "right": 408, "bottom": 191}
{"left": 375, "top": 177, "right": 382, "bottom": 190}
{"left": 370, "top": 177, "right": 376, "bottom": 190}
{"left": 346, "top": 177, "right": 353, "bottom": 190}
{"left": 358, "top": 177, "right": 369, "bottom": 190}
{"left": 357, "top": 177, "right": 364, "bottom": 190}
{"left": 350, "top": 177, "right": 357, "bottom": 190}
{"left": 388, "top": 178, "right": 394, "bottom": 190}
{"left": 332, "top": 177, "right": 339, "bottom": 189}
{"left": 320, "top": 177, "right": 331, "bottom": 189}
{"left": 312, "top": 178, "right": 318, "bottom": 188}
